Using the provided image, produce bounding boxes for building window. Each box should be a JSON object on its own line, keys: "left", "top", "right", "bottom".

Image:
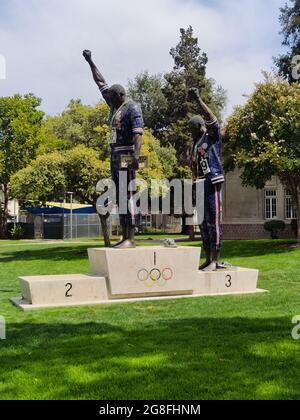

{"left": 265, "top": 190, "right": 277, "bottom": 220}
{"left": 285, "top": 190, "right": 296, "bottom": 220}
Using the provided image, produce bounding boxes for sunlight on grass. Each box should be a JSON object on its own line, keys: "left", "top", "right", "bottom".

{"left": 66, "top": 365, "right": 108, "bottom": 384}
{"left": 255, "top": 382, "right": 286, "bottom": 399}
{"left": 111, "top": 354, "right": 168, "bottom": 368}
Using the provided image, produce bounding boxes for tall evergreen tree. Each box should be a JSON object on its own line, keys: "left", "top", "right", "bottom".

{"left": 128, "top": 27, "right": 227, "bottom": 175}
{"left": 128, "top": 71, "right": 167, "bottom": 137}
{"left": 162, "top": 26, "right": 227, "bottom": 173}
{"left": 275, "top": 0, "right": 300, "bottom": 83}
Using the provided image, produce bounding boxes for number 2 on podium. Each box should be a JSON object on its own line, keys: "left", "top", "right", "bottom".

{"left": 65, "top": 283, "right": 73, "bottom": 298}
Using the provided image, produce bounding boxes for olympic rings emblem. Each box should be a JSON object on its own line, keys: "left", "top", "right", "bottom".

{"left": 137, "top": 268, "right": 174, "bottom": 287}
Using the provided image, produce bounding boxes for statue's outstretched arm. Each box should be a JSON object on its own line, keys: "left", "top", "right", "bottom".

{"left": 83, "top": 50, "right": 108, "bottom": 91}
{"left": 188, "top": 88, "right": 217, "bottom": 124}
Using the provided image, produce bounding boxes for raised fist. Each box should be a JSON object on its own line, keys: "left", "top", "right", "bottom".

{"left": 188, "top": 87, "right": 200, "bottom": 101}
{"left": 83, "top": 50, "right": 92, "bottom": 62}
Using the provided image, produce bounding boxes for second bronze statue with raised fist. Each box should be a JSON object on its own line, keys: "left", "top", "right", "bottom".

{"left": 188, "top": 88, "right": 225, "bottom": 271}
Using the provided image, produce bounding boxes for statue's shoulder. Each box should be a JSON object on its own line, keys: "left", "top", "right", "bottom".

{"left": 125, "top": 100, "right": 142, "bottom": 115}
{"left": 127, "top": 99, "right": 140, "bottom": 109}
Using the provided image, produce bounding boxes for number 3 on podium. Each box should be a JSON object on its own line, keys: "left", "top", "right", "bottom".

{"left": 225, "top": 275, "right": 232, "bottom": 288}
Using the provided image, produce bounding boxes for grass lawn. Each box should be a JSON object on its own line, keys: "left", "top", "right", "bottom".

{"left": 0, "top": 238, "right": 299, "bottom": 400}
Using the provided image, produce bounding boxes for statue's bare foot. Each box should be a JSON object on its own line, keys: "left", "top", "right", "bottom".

{"left": 202, "top": 261, "right": 217, "bottom": 272}
{"left": 113, "top": 239, "right": 136, "bottom": 249}
{"left": 113, "top": 239, "right": 125, "bottom": 248}
{"left": 112, "top": 227, "right": 128, "bottom": 248}
{"left": 199, "top": 259, "right": 211, "bottom": 270}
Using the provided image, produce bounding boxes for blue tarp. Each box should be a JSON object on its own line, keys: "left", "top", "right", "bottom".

{"left": 25, "top": 206, "right": 97, "bottom": 215}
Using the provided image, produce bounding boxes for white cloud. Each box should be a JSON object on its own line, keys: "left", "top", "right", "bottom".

{"left": 0, "top": 0, "right": 286, "bottom": 117}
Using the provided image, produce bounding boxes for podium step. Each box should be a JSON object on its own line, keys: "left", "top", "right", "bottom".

{"left": 15, "top": 274, "right": 108, "bottom": 307}
{"left": 11, "top": 247, "right": 266, "bottom": 311}
{"left": 195, "top": 267, "right": 259, "bottom": 295}
{"left": 88, "top": 246, "right": 201, "bottom": 299}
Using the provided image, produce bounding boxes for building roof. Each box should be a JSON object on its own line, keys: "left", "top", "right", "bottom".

{"left": 46, "top": 202, "right": 93, "bottom": 210}
{"left": 25, "top": 203, "right": 97, "bottom": 215}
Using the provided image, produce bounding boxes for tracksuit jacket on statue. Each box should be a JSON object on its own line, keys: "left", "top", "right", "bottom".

{"left": 191, "top": 119, "right": 224, "bottom": 252}
{"left": 100, "top": 85, "right": 144, "bottom": 227}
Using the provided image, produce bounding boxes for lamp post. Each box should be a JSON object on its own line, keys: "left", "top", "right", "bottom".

{"left": 67, "top": 192, "right": 74, "bottom": 240}
{"left": 13, "top": 199, "right": 17, "bottom": 229}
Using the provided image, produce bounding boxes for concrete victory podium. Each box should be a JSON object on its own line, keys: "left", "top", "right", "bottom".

{"left": 11, "top": 246, "right": 265, "bottom": 310}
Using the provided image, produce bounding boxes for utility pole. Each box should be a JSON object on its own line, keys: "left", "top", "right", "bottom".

{"left": 67, "top": 192, "right": 74, "bottom": 240}
{"left": 13, "top": 199, "right": 17, "bottom": 229}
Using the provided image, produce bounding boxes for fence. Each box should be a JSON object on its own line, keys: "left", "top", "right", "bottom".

{"left": 64, "top": 213, "right": 103, "bottom": 239}
{"left": 18, "top": 212, "right": 184, "bottom": 240}
{"left": 63, "top": 213, "right": 182, "bottom": 239}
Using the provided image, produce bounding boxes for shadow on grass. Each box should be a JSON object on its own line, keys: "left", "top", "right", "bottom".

{"left": 0, "top": 316, "right": 299, "bottom": 400}
{"left": 0, "top": 240, "right": 298, "bottom": 265}
{"left": 185, "top": 239, "right": 298, "bottom": 259}
{"left": 0, "top": 246, "right": 94, "bottom": 264}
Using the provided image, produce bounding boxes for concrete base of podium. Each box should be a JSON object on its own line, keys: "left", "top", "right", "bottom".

{"left": 11, "top": 288, "right": 267, "bottom": 311}
{"left": 11, "top": 247, "right": 266, "bottom": 311}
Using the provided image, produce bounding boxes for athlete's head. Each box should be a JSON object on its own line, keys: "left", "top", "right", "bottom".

{"left": 107, "top": 84, "right": 126, "bottom": 107}
{"left": 188, "top": 115, "right": 207, "bottom": 139}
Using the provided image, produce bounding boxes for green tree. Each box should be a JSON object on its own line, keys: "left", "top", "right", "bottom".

{"left": 224, "top": 76, "right": 300, "bottom": 244}
{"left": 127, "top": 27, "right": 227, "bottom": 236}
{"left": 11, "top": 127, "right": 176, "bottom": 245}
{"left": 10, "top": 152, "right": 67, "bottom": 203}
{"left": 127, "top": 71, "right": 167, "bottom": 136}
{"left": 161, "top": 26, "right": 227, "bottom": 235}
{"left": 128, "top": 27, "right": 226, "bottom": 175}
{"left": 139, "top": 130, "right": 177, "bottom": 182}
{"left": 39, "top": 100, "right": 110, "bottom": 160}
{"left": 42, "top": 100, "right": 178, "bottom": 185}
{"left": 64, "top": 146, "right": 111, "bottom": 246}
{"left": 0, "top": 94, "right": 44, "bottom": 237}
{"left": 275, "top": 0, "right": 300, "bottom": 83}
{"left": 11, "top": 145, "right": 112, "bottom": 246}
{"left": 163, "top": 26, "right": 227, "bottom": 170}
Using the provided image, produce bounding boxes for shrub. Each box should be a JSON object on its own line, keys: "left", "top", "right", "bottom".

{"left": 10, "top": 224, "right": 25, "bottom": 240}
{"left": 264, "top": 220, "right": 286, "bottom": 239}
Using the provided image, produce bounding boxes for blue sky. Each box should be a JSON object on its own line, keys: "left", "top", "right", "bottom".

{"left": 0, "top": 0, "right": 287, "bottom": 117}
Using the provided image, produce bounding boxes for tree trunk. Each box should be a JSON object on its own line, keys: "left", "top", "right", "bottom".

{"left": 0, "top": 210, "right": 3, "bottom": 239}
{"left": 181, "top": 215, "right": 190, "bottom": 235}
{"left": 0, "top": 184, "right": 9, "bottom": 239}
{"left": 181, "top": 215, "right": 196, "bottom": 241}
{"left": 188, "top": 225, "right": 195, "bottom": 241}
{"left": 283, "top": 178, "right": 300, "bottom": 246}
{"left": 98, "top": 213, "right": 111, "bottom": 247}
{"left": 296, "top": 185, "right": 300, "bottom": 246}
